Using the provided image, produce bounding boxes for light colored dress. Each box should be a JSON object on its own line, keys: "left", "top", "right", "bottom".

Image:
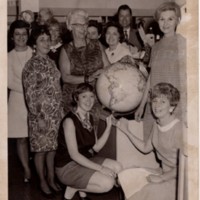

{"left": 105, "top": 43, "right": 132, "bottom": 64}
{"left": 128, "top": 118, "right": 183, "bottom": 200}
{"left": 22, "top": 55, "right": 63, "bottom": 152}
{"left": 8, "top": 46, "right": 33, "bottom": 138}
{"left": 143, "top": 34, "right": 187, "bottom": 138}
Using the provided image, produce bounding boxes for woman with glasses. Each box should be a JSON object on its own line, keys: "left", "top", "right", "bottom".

{"left": 59, "top": 9, "right": 110, "bottom": 127}
{"left": 8, "top": 20, "right": 33, "bottom": 183}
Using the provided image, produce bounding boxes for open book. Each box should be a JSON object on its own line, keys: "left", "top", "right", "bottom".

{"left": 118, "top": 168, "right": 153, "bottom": 199}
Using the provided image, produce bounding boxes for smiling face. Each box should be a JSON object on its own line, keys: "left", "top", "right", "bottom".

{"left": 105, "top": 26, "right": 120, "bottom": 49}
{"left": 118, "top": 9, "right": 132, "bottom": 29}
{"left": 49, "top": 24, "right": 60, "bottom": 42}
{"left": 151, "top": 95, "right": 174, "bottom": 121}
{"left": 71, "top": 18, "right": 88, "bottom": 40}
{"left": 158, "top": 10, "right": 179, "bottom": 37}
{"left": 13, "top": 28, "right": 28, "bottom": 50}
{"left": 77, "top": 91, "right": 95, "bottom": 113}
{"left": 35, "top": 33, "right": 51, "bottom": 57}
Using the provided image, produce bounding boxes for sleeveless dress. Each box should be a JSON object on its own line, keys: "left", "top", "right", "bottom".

{"left": 55, "top": 111, "right": 105, "bottom": 189}
{"left": 22, "top": 55, "right": 63, "bottom": 152}
{"left": 62, "top": 40, "right": 104, "bottom": 125}
{"left": 128, "top": 119, "right": 184, "bottom": 200}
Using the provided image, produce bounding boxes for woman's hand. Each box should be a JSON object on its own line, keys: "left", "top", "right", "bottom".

{"left": 99, "top": 166, "right": 117, "bottom": 178}
{"left": 106, "top": 114, "right": 116, "bottom": 128}
{"left": 135, "top": 105, "right": 144, "bottom": 122}
{"left": 87, "top": 69, "right": 104, "bottom": 83}
{"left": 146, "top": 174, "right": 163, "bottom": 183}
{"left": 116, "top": 117, "right": 129, "bottom": 134}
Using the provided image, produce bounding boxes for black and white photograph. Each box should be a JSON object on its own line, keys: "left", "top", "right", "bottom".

{"left": 0, "top": 0, "right": 198, "bottom": 200}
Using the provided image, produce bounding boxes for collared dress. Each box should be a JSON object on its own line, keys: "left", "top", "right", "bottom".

{"left": 105, "top": 43, "right": 132, "bottom": 64}
{"left": 128, "top": 118, "right": 184, "bottom": 200}
{"left": 22, "top": 54, "right": 63, "bottom": 152}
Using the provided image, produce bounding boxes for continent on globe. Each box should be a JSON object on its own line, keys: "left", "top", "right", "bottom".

{"left": 96, "top": 61, "right": 146, "bottom": 113}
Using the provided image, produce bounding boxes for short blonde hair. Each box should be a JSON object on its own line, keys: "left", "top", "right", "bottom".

{"left": 154, "top": 2, "right": 181, "bottom": 21}
{"left": 66, "top": 9, "right": 88, "bottom": 30}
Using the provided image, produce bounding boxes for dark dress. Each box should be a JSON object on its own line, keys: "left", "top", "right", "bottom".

{"left": 55, "top": 111, "right": 104, "bottom": 189}
{"left": 22, "top": 54, "right": 63, "bottom": 152}
{"left": 61, "top": 39, "right": 104, "bottom": 122}
{"left": 48, "top": 42, "right": 63, "bottom": 69}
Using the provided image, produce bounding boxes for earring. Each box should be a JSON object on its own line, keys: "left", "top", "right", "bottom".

{"left": 169, "top": 107, "right": 174, "bottom": 113}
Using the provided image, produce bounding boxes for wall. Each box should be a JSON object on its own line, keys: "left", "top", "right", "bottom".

{"left": 8, "top": 0, "right": 171, "bottom": 23}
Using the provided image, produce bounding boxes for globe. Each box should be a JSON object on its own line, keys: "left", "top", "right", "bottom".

{"left": 96, "top": 61, "right": 147, "bottom": 113}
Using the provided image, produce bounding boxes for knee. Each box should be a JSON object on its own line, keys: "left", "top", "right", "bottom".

{"left": 99, "top": 176, "right": 115, "bottom": 193}
{"left": 115, "top": 162, "right": 123, "bottom": 173}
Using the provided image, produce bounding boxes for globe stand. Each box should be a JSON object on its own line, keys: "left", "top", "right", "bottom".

{"left": 99, "top": 106, "right": 138, "bottom": 124}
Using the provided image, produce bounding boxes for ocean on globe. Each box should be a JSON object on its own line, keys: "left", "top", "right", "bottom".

{"left": 96, "top": 62, "right": 147, "bottom": 113}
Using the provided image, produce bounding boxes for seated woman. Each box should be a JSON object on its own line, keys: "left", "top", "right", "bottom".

{"left": 117, "top": 83, "right": 186, "bottom": 200}
{"left": 55, "top": 83, "right": 123, "bottom": 200}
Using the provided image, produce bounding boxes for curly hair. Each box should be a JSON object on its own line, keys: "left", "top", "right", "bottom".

{"left": 29, "top": 25, "right": 50, "bottom": 46}
{"left": 103, "top": 21, "right": 124, "bottom": 43}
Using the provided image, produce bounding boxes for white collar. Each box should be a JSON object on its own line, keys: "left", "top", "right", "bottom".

{"left": 50, "top": 42, "right": 62, "bottom": 50}
{"left": 124, "top": 27, "right": 130, "bottom": 33}
{"left": 157, "top": 118, "right": 180, "bottom": 132}
{"left": 108, "top": 43, "right": 121, "bottom": 53}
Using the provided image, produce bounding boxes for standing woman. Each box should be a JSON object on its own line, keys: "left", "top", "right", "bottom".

{"left": 59, "top": 9, "right": 110, "bottom": 121}
{"left": 135, "top": 2, "right": 186, "bottom": 137}
{"left": 22, "top": 25, "right": 63, "bottom": 196}
{"left": 47, "top": 18, "right": 63, "bottom": 69}
{"left": 8, "top": 20, "right": 32, "bottom": 182}
{"left": 104, "top": 21, "right": 132, "bottom": 64}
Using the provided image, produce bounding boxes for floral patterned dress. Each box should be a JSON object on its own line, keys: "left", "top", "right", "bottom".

{"left": 22, "top": 54, "right": 63, "bottom": 152}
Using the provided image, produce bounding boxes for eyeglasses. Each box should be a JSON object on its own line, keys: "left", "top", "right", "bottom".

{"left": 71, "top": 23, "right": 88, "bottom": 28}
{"left": 14, "top": 33, "right": 28, "bottom": 37}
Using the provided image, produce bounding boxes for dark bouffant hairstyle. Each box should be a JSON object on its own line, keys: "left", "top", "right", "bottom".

{"left": 9, "top": 20, "right": 30, "bottom": 38}
{"left": 104, "top": 21, "right": 124, "bottom": 43}
{"left": 72, "top": 83, "right": 94, "bottom": 106}
{"left": 150, "top": 82, "right": 180, "bottom": 107}
{"left": 29, "top": 25, "right": 51, "bottom": 46}
{"left": 88, "top": 20, "right": 102, "bottom": 35}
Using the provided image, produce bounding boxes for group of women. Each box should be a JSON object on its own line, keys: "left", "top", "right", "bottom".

{"left": 8, "top": 1, "right": 186, "bottom": 200}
